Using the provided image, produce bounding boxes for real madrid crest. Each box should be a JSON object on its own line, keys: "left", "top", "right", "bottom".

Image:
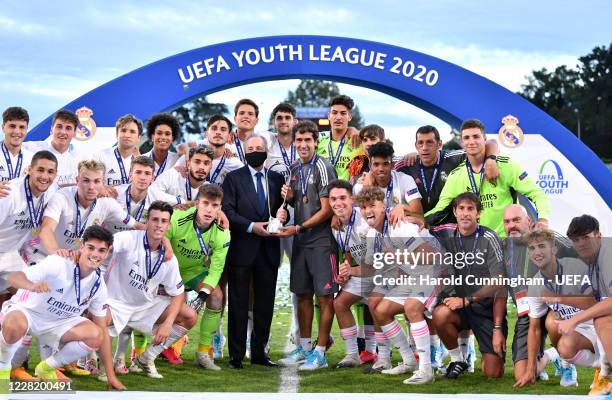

{"left": 75, "top": 106, "right": 97, "bottom": 141}
{"left": 498, "top": 115, "right": 524, "bottom": 148}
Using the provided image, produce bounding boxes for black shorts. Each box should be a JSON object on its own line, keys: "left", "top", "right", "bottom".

{"left": 512, "top": 313, "right": 547, "bottom": 363}
{"left": 290, "top": 244, "right": 339, "bottom": 296}
{"left": 457, "top": 299, "right": 508, "bottom": 357}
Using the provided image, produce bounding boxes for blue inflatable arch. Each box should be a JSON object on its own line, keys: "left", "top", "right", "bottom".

{"left": 27, "top": 35, "right": 611, "bottom": 208}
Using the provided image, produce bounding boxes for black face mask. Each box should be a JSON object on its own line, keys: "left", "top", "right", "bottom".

{"left": 245, "top": 151, "right": 267, "bottom": 168}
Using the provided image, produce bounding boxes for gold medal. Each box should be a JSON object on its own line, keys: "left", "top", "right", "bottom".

{"left": 303, "top": 197, "right": 309, "bottom": 204}
{"left": 31, "top": 228, "right": 39, "bottom": 237}
{"left": 552, "top": 311, "right": 561, "bottom": 320}
{"left": 75, "top": 238, "right": 82, "bottom": 247}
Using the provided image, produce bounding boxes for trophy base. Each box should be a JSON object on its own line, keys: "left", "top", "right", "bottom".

{"left": 267, "top": 217, "right": 283, "bottom": 233}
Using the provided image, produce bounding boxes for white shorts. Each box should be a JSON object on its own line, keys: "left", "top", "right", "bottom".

{"left": 341, "top": 276, "right": 376, "bottom": 302}
{"left": 0, "top": 302, "right": 88, "bottom": 352}
{"left": 0, "top": 251, "right": 27, "bottom": 293}
{"left": 107, "top": 296, "right": 170, "bottom": 337}
{"left": 575, "top": 321, "right": 600, "bottom": 358}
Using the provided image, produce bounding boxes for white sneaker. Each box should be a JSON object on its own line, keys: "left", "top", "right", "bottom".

{"left": 381, "top": 361, "right": 418, "bottom": 375}
{"left": 367, "top": 357, "right": 392, "bottom": 373}
{"left": 114, "top": 357, "right": 129, "bottom": 375}
{"left": 335, "top": 353, "right": 360, "bottom": 369}
{"left": 133, "top": 355, "right": 163, "bottom": 379}
{"left": 298, "top": 351, "right": 328, "bottom": 371}
{"left": 403, "top": 368, "right": 435, "bottom": 385}
{"left": 97, "top": 367, "right": 108, "bottom": 383}
{"left": 195, "top": 352, "right": 221, "bottom": 371}
{"left": 128, "top": 362, "right": 143, "bottom": 373}
{"left": 279, "top": 347, "right": 310, "bottom": 366}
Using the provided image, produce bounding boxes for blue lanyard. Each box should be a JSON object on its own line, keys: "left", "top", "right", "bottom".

{"left": 1, "top": 142, "right": 23, "bottom": 179}
{"left": 588, "top": 262, "right": 601, "bottom": 301}
{"left": 465, "top": 159, "right": 486, "bottom": 196}
{"left": 336, "top": 208, "right": 356, "bottom": 253}
{"left": 233, "top": 133, "right": 246, "bottom": 164}
{"left": 150, "top": 152, "right": 168, "bottom": 178}
{"left": 418, "top": 152, "right": 442, "bottom": 202}
{"left": 74, "top": 194, "right": 97, "bottom": 239}
{"left": 208, "top": 156, "right": 226, "bottom": 185}
{"left": 143, "top": 233, "right": 165, "bottom": 283}
{"left": 74, "top": 265, "right": 101, "bottom": 306}
{"left": 280, "top": 143, "right": 296, "bottom": 166}
{"left": 24, "top": 177, "right": 44, "bottom": 230}
{"left": 455, "top": 225, "right": 481, "bottom": 272}
{"left": 384, "top": 178, "right": 394, "bottom": 206}
{"left": 328, "top": 132, "right": 347, "bottom": 167}
{"left": 543, "top": 259, "right": 564, "bottom": 296}
{"left": 374, "top": 214, "right": 389, "bottom": 253}
{"left": 113, "top": 148, "right": 130, "bottom": 184}
{"left": 193, "top": 217, "right": 212, "bottom": 260}
{"left": 185, "top": 176, "right": 196, "bottom": 201}
{"left": 125, "top": 185, "right": 146, "bottom": 221}
{"left": 508, "top": 240, "right": 529, "bottom": 279}
{"left": 299, "top": 155, "right": 317, "bottom": 198}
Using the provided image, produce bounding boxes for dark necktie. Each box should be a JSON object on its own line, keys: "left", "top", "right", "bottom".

{"left": 256, "top": 172, "right": 266, "bottom": 212}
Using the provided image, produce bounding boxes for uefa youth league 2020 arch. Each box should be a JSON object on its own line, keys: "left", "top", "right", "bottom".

{"left": 26, "top": 35, "right": 612, "bottom": 234}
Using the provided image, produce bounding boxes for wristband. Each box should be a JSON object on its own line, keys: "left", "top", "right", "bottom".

{"left": 493, "top": 325, "right": 503, "bottom": 330}
{"left": 487, "top": 155, "right": 497, "bottom": 161}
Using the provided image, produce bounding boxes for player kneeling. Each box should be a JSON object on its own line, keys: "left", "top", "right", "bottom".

{"left": 0, "top": 226, "right": 125, "bottom": 391}
{"left": 105, "top": 201, "right": 197, "bottom": 379}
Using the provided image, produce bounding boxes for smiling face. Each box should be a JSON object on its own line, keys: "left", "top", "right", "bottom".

{"left": 415, "top": 131, "right": 442, "bottom": 166}
{"left": 151, "top": 124, "right": 173, "bottom": 151}
{"left": 28, "top": 158, "right": 57, "bottom": 194}
{"left": 528, "top": 239, "right": 556, "bottom": 270}
{"left": 2, "top": 118, "right": 28, "bottom": 149}
{"left": 360, "top": 199, "right": 386, "bottom": 230}
{"left": 460, "top": 128, "right": 486, "bottom": 157}
{"left": 146, "top": 209, "right": 171, "bottom": 241}
{"left": 329, "top": 187, "right": 353, "bottom": 221}
{"left": 274, "top": 111, "right": 296, "bottom": 136}
{"left": 79, "top": 238, "right": 111, "bottom": 270}
{"left": 362, "top": 135, "right": 381, "bottom": 155}
{"left": 453, "top": 199, "right": 480, "bottom": 234}
{"left": 206, "top": 120, "right": 231, "bottom": 147}
{"left": 294, "top": 131, "right": 317, "bottom": 163}
{"left": 234, "top": 104, "right": 258, "bottom": 132}
{"left": 50, "top": 118, "right": 77, "bottom": 150}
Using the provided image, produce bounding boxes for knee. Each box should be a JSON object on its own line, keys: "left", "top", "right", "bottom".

{"left": 594, "top": 314, "right": 612, "bottom": 332}
{"left": 180, "top": 305, "right": 198, "bottom": 329}
{"left": 333, "top": 297, "right": 348, "bottom": 313}
{"left": 432, "top": 306, "right": 450, "bottom": 329}
{"left": 556, "top": 339, "right": 577, "bottom": 360}
{"left": 1, "top": 315, "right": 28, "bottom": 343}
{"left": 317, "top": 295, "right": 333, "bottom": 309}
{"left": 403, "top": 302, "right": 424, "bottom": 322}
{"left": 85, "top": 325, "right": 103, "bottom": 350}
{"left": 482, "top": 355, "right": 504, "bottom": 379}
{"left": 206, "top": 288, "right": 224, "bottom": 310}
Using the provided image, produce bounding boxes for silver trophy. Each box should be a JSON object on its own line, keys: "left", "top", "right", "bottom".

{"left": 266, "top": 160, "right": 293, "bottom": 233}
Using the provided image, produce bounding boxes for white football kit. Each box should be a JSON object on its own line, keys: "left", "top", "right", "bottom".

{"left": 94, "top": 147, "right": 133, "bottom": 187}
{"left": 0, "top": 143, "right": 33, "bottom": 182}
{"left": 354, "top": 170, "right": 422, "bottom": 208}
{"left": 23, "top": 139, "right": 82, "bottom": 187}
{"left": 153, "top": 168, "right": 201, "bottom": 202}
{"left": 141, "top": 150, "right": 180, "bottom": 178}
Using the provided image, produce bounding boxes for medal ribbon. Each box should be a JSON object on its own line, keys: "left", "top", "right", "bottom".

{"left": 74, "top": 264, "right": 101, "bottom": 306}
{"left": 143, "top": 233, "right": 165, "bottom": 282}
{"left": 125, "top": 185, "right": 146, "bottom": 221}
{"left": 299, "top": 155, "right": 318, "bottom": 200}
{"left": 588, "top": 262, "right": 601, "bottom": 301}
{"left": 384, "top": 178, "right": 394, "bottom": 206}
{"left": 328, "top": 132, "right": 347, "bottom": 167}
{"left": 455, "top": 225, "right": 481, "bottom": 273}
{"left": 233, "top": 133, "right": 246, "bottom": 164}
{"left": 508, "top": 240, "right": 530, "bottom": 279}
{"left": 418, "top": 151, "right": 442, "bottom": 203}
{"left": 543, "top": 259, "right": 564, "bottom": 313}
{"left": 113, "top": 148, "right": 130, "bottom": 184}
{"left": 24, "top": 177, "right": 45, "bottom": 230}
{"left": 336, "top": 208, "right": 356, "bottom": 253}
{"left": 465, "top": 159, "right": 486, "bottom": 197}
{"left": 150, "top": 152, "right": 168, "bottom": 178}
{"left": 374, "top": 214, "right": 389, "bottom": 254}
{"left": 74, "top": 194, "right": 97, "bottom": 239}
{"left": 1, "top": 142, "right": 23, "bottom": 179}
{"left": 193, "top": 217, "right": 211, "bottom": 260}
{"left": 280, "top": 143, "right": 296, "bottom": 167}
{"left": 208, "top": 155, "right": 226, "bottom": 185}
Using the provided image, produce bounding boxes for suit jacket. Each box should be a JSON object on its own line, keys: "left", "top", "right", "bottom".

{"left": 222, "top": 165, "right": 285, "bottom": 267}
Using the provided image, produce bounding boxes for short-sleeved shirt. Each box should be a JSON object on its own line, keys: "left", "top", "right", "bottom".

{"left": 166, "top": 208, "right": 231, "bottom": 289}
{"left": 94, "top": 147, "right": 133, "bottom": 187}
{"left": 176, "top": 154, "right": 242, "bottom": 186}
{"left": 153, "top": 168, "right": 200, "bottom": 201}
{"left": 527, "top": 257, "right": 593, "bottom": 321}
{"left": 23, "top": 139, "right": 82, "bottom": 187}
{"left": 141, "top": 150, "right": 180, "bottom": 177}
{"left": 431, "top": 224, "right": 506, "bottom": 297}
{"left": 331, "top": 207, "right": 370, "bottom": 265}
{"left": 106, "top": 230, "right": 184, "bottom": 309}
{"left": 316, "top": 131, "right": 359, "bottom": 181}
{"left": 395, "top": 150, "right": 467, "bottom": 213}
{"left": 267, "top": 136, "right": 296, "bottom": 180}
{"left": 0, "top": 144, "right": 33, "bottom": 182}
{"left": 0, "top": 177, "right": 54, "bottom": 252}
{"left": 109, "top": 184, "right": 180, "bottom": 233}
{"left": 353, "top": 170, "right": 422, "bottom": 209}
{"left": 196, "top": 131, "right": 275, "bottom": 165}
{"left": 288, "top": 155, "right": 337, "bottom": 247}
{"left": 10, "top": 255, "right": 108, "bottom": 320}
{"left": 590, "top": 241, "right": 612, "bottom": 299}
{"left": 37, "top": 186, "right": 135, "bottom": 255}
{"left": 364, "top": 220, "right": 425, "bottom": 270}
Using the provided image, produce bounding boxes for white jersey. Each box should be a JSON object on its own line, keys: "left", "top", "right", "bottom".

{"left": 9, "top": 255, "right": 108, "bottom": 321}
{"left": 528, "top": 257, "right": 594, "bottom": 321}
{"left": 34, "top": 186, "right": 135, "bottom": 255}
{"left": 0, "top": 144, "right": 33, "bottom": 182}
{"left": 23, "top": 139, "right": 82, "bottom": 187}
{"left": 109, "top": 184, "right": 180, "bottom": 233}
{"left": 354, "top": 170, "right": 422, "bottom": 208}
{"left": 196, "top": 131, "right": 275, "bottom": 164}
{"left": 141, "top": 150, "right": 180, "bottom": 177}
{"left": 153, "top": 168, "right": 200, "bottom": 201}
{"left": 105, "top": 230, "right": 184, "bottom": 311}
{"left": 94, "top": 147, "right": 133, "bottom": 187}
{"left": 332, "top": 207, "right": 370, "bottom": 265}
{"left": 0, "top": 177, "right": 55, "bottom": 252}
{"left": 175, "top": 154, "right": 242, "bottom": 186}
{"left": 591, "top": 242, "right": 611, "bottom": 299}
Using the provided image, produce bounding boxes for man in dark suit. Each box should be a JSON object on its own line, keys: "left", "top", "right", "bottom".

{"left": 222, "top": 135, "right": 287, "bottom": 369}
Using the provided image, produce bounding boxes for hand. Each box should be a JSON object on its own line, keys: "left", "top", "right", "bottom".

{"left": 216, "top": 210, "right": 229, "bottom": 229}
{"left": 131, "top": 147, "right": 141, "bottom": 157}
{"left": 174, "top": 165, "right": 188, "bottom": 177}
{"left": 224, "top": 147, "right": 234, "bottom": 158}
{"left": 55, "top": 248, "right": 77, "bottom": 262}
{"left": 339, "top": 259, "right": 351, "bottom": 278}
{"left": 107, "top": 375, "right": 126, "bottom": 391}
{"left": 174, "top": 201, "right": 193, "bottom": 211}
{"left": 347, "top": 126, "right": 361, "bottom": 148}
{"left": 555, "top": 317, "right": 577, "bottom": 335}
{"left": 403, "top": 215, "right": 425, "bottom": 230}
{"left": 176, "top": 143, "right": 189, "bottom": 157}
{"left": 97, "top": 185, "right": 116, "bottom": 198}
{"left": 0, "top": 181, "right": 10, "bottom": 198}
{"left": 152, "top": 322, "right": 172, "bottom": 345}
{"left": 401, "top": 152, "right": 418, "bottom": 167}
{"left": 442, "top": 296, "right": 465, "bottom": 311}
{"left": 331, "top": 215, "right": 341, "bottom": 230}
{"left": 276, "top": 208, "right": 288, "bottom": 224}
{"left": 513, "top": 371, "right": 536, "bottom": 387}
{"left": 484, "top": 158, "right": 500, "bottom": 185}
{"left": 388, "top": 204, "right": 406, "bottom": 227}
{"left": 30, "top": 280, "right": 51, "bottom": 293}
{"left": 281, "top": 184, "right": 293, "bottom": 201}
{"left": 534, "top": 219, "right": 549, "bottom": 230}
{"left": 492, "top": 329, "right": 506, "bottom": 358}
{"left": 358, "top": 171, "right": 375, "bottom": 186}
{"left": 251, "top": 222, "right": 271, "bottom": 237}
{"left": 188, "top": 290, "right": 209, "bottom": 312}
{"left": 336, "top": 274, "right": 349, "bottom": 286}
{"left": 277, "top": 225, "right": 299, "bottom": 238}
{"left": 161, "top": 237, "right": 174, "bottom": 261}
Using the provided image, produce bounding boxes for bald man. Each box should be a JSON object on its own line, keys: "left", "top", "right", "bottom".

{"left": 502, "top": 205, "right": 577, "bottom": 384}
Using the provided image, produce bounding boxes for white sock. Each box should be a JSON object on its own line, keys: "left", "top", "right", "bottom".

{"left": 11, "top": 335, "right": 32, "bottom": 369}
{"left": 567, "top": 349, "right": 599, "bottom": 368}
{"left": 381, "top": 320, "right": 416, "bottom": 364}
{"left": 410, "top": 320, "right": 431, "bottom": 370}
{"left": 357, "top": 325, "right": 365, "bottom": 339}
{"left": 468, "top": 334, "right": 475, "bottom": 347}
{"left": 448, "top": 346, "right": 464, "bottom": 363}
{"left": 216, "top": 313, "right": 224, "bottom": 337}
{"left": 314, "top": 345, "right": 326, "bottom": 356}
{"left": 291, "top": 293, "right": 300, "bottom": 332}
{"left": 375, "top": 331, "right": 390, "bottom": 359}
{"left": 340, "top": 326, "right": 358, "bottom": 355}
{"left": 39, "top": 341, "right": 53, "bottom": 360}
{"left": 544, "top": 346, "right": 560, "bottom": 363}
{"left": 46, "top": 341, "right": 95, "bottom": 369}
{"left": 0, "top": 331, "right": 21, "bottom": 370}
{"left": 560, "top": 359, "right": 571, "bottom": 368}
{"left": 114, "top": 328, "right": 131, "bottom": 360}
{"left": 299, "top": 337, "right": 312, "bottom": 352}
{"left": 430, "top": 334, "right": 440, "bottom": 349}
{"left": 458, "top": 337, "right": 469, "bottom": 359}
{"left": 143, "top": 324, "right": 188, "bottom": 361}
{"left": 364, "top": 325, "right": 376, "bottom": 353}
{"left": 246, "top": 311, "right": 253, "bottom": 341}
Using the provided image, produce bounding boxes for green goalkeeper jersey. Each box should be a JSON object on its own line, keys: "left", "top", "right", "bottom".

{"left": 316, "top": 131, "right": 359, "bottom": 180}
{"left": 425, "top": 155, "right": 550, "bottom": 238}
{"left": 166, "top": 207, "right": 230, "bottom": 289}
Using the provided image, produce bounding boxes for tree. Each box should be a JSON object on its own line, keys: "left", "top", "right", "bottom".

{"left": 282, "top": 79, "right": 365, "bottom": 128}
{"left": 519, "top": 43, "right": 612, "bottom": 159}
{"left": 171, "top": 96, "right": 229, "bottom": 141}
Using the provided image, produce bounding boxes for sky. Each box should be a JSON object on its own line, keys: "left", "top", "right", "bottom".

{"left": 1, "top": 0, "right": 611, "bottom": 150}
